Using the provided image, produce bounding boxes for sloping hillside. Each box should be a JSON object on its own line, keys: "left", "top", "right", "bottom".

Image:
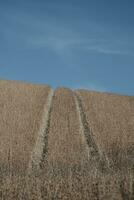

{"left": 0, "top": 80, "right": 51, "bottom": 176}
{"left": 0, "top": 80, "right": 133, "bottom": 200}
{"left": 78, "top": 90, "right": 134, "bottom": 170}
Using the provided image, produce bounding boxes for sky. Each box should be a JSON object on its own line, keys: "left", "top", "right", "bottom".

{"left": 0, "top": 0, "right": 134, "bottom": 95}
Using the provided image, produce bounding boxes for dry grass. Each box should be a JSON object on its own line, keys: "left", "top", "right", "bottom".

{"left": 78, "top": 90, "right": 134, "bottom": 171}
{"left": 0, "top": 80, "right": 51, "bottom": 176}
{"left": 46, "top": 88, "right": 89, "bottom": 168}
{"left": 39, "top": 88, "right": 103, "bottom": 199}
{"left": 0, "top": 81, "right": 134, "bottom": 199}
{"left": 38, "top": 88, "right": 134, "bottom": 199}
{"left": 28, "top": 88, "right": 54, "bottom": 173}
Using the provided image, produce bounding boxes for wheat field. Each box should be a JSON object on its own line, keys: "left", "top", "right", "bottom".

{"left": 0, "top": 80, "right": 134, "bottom": 199}
{"left": 78, "top": 90, "right": 134, "bottom": 171}
{"left": 0, "top": 80, "right": 51, "bottom": 176}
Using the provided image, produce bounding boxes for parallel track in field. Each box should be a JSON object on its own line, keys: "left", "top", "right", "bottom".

{"left": 74, "top": 91, "right": 110, "bottom": 170}
{"left": 28, "top": 89, "right": 54, "bottom": 174}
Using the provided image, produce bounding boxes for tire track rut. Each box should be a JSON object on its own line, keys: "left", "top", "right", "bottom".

{"left": 28, "top": 88, "right": 54, "bottom": 174}
{"left": 74, "top": 91, "right": 109, "bottom": 170}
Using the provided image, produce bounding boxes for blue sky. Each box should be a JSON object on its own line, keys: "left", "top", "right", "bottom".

{"left": 0, "top": 0, "right": 134, "bottom": 95}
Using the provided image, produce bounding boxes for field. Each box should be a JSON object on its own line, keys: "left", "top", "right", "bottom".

{"left": 78, "top": 90, "right": 134, "bottom": 171}
{"left": 0, "top": 80, "right": 134, "bottom": 199}
{"left": 0, "top": 80, "right": 51, "bottom": 176}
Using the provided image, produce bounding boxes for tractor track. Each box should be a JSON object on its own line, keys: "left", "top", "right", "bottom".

{"left": 28, "top": 88, "right": 54, "bottom": 174}
{"left": 74, "top": 91, "right": 110, "bottom": 171}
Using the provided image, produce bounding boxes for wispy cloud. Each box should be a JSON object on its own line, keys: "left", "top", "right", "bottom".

{"left": 5, "top": 9, "right": 133, "bottom": 57}
{"left": 28, "top": 36, "right": 134, "bottom": 56}
{"left": 28, "top": 35, "right": 134, "bottom": 56}
{"left": 29, "top": 37, "right": 76, "bottom": 51}
{"left": 87, "top": 46, "right": 134, "bottom": 55}
{"left": 1, "top": 1, "right": 134, "bottom": 58}
{"left": 7, "top": 9, "right": 132, "bottom": 57}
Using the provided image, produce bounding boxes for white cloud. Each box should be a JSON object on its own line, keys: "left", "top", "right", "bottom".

{"left": 87, "top": 46, "right": 133, "bottom": 55}
{"left": 3, "top": 6, "right": 134, "bottom": 57}
{"left": 28, "top": 34, "right": 134, "bottom": 57}
{"left": 17, "top": 12, "right": 134, "bottom": 57}
{"left": 29, "top": 37, "right": 75, "bottom": 51}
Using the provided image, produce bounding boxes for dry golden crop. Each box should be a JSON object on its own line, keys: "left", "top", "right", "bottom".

{"left": 0, "top": 80, "right": 51, "bottom": 176}
{"left": 78, "top": 90, "right": 134, "bottom": 171}
{"left": 0, "top": 80, "right": 134, "bottom": 199}
{"left": 47, "top": 88, "right": 89, "bottom": 167}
